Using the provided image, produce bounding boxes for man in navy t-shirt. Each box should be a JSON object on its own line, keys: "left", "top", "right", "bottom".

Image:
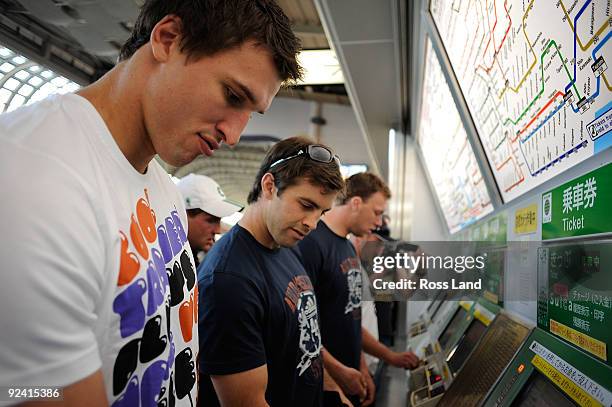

{"left": 198, "top": 137, "right": 345, "bottom": 406}
{"left": 298, "top": 173, "right": 419, "bottom": 406}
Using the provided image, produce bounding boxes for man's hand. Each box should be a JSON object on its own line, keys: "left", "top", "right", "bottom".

{"left": 338, "top": 389, "right": 355, "bottom": 407}
{"left": 385, "top": 351, "right": 419, "bottom": 369}
{"left": 336, "top": 365, "right": 367, "bottom": 400}
{"left": 323, "top": 367, "right": 354, "bottom": 407}
{"left": 360, "top": 368, "right": 375, "bottom": 406}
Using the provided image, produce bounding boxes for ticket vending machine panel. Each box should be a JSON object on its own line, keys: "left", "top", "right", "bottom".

{"left": 510, "top": 372, "right": 577, "bottom": 406}
{"left": 445, "top": 317, "right": 487, "bottom": 375}
{"left": 434, "top": 313, "right": 531, "bottom": 407}
{"left": 409, "top": 291, "right": 446, "bottom": 338}
{"left": 437, "top": 305, "right": 469, "bottom": 350}
{"left": 408, "top": 300, "right": 462, "bottom": 359}
{"left": 407, "top": 302, "right": 471, "bottom": 405}
{"left": 481, "top": 328, "right": 612, "bottom": 407}
{"left": 408, "top": 300, "right": 500, "bottom": 405}
{"left": 445, "top": 300, "right": 500, "bottom": 375}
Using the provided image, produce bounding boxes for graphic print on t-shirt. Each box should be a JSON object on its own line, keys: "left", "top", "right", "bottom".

{"left": 284, "top": 276, "right": 323, "bottom": 378}
{"left": 296, "top": 291, "right": 321, "bottom": 375}
{"left": 340, "top": 258, "right": 362, "bottom": 318}
{"left": 112, "top": 189, "right": 197, "bottom": 407}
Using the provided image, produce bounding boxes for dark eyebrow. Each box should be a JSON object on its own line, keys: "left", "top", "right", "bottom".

{"left": 230, "top": 79, "right": 265, "bottom": 115}
{"left": 300, "top": 197, "right": 321, "bottom": 209}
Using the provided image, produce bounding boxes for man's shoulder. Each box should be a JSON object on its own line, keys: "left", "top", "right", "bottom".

{"left": 147, "top": 160, "right": 184, "bottom": 203}
{"left": 299, "top": 222, "right": 338, "bottom": 256}
{"left": 199, "top": 227, "right": 262, "bottom": 278}
{"left": 1, "top": 94, "right": 88, "bottom": 142}
{"left": 0, "top": 94, "right": 107, "bottom": 180}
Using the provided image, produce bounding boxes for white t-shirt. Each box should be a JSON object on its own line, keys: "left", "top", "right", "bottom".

{"left": 0, "top": 94, "right": 198, "bottom": 406}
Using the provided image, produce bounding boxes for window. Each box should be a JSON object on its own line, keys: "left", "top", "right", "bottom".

{"left": 0, "top": 46, "right": 80, "bottom": 113}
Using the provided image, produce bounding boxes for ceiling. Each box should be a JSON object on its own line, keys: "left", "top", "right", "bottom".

{"left": 314, "top": 0, "right": 411, "bottom": 177}
{"left": 0, "top": 0, "right": 331, "bottom": 77}
{"left": 0, "top": 0, "right": 411, "bottom": 205}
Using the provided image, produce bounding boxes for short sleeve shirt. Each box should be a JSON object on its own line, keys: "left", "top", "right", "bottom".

{"left": 198, "top": 225, "right": 323, "bottom": 406}
{"left": 297, "top": 221, "right": 362, "bottom": 371}
{"left": 0, "top": 94, "right": 198, "bottom": 406}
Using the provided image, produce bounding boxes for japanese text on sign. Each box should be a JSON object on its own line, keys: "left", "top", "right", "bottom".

{"left": 563, "top": 178, "right": 597, "bottom": 214}
{"left": 529, "top": 341, "right": 611, "bottom": 406}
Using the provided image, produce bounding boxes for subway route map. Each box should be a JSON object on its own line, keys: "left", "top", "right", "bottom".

{"left": 430, "top": 0, "right": 612, "bottom": 202}
{"left": 419, "top": 39, "right": 494, "bottom": 233}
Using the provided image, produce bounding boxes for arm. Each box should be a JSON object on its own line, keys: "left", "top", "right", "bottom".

{"left": 362, "top": 327, "right": 419, "bottom": 368}
{"left": 323, "top": 367, "right": 340, "bottom": 392}
{"left": 0, "top": 146, "right": 106, "bottom": 403}
{"left": 21, "top": 370, "right": 108, "bottom": 407}
{"left": 323, "top": 369, "right": 353, "bottom": 407}
{"left": 199, "top": 272, "right": 267, "bottom": 402}
{"left": 211, "top": 365, "right": 268, "bottom": 407}
{"left": 359, "top": 353, "right": 375, "bottom": 407}
{"left": 321, "top": 347, "right": 366, "bottom": 400}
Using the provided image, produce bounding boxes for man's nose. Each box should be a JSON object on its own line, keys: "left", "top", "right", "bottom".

{"left": 216, "top": 110, "right": 251, "bottom": 146}
{"left": 375, "top": 215, "right": 383, "bottom": 227}
{"left": 302, "top": 213, "right": 320, "bottom": 232}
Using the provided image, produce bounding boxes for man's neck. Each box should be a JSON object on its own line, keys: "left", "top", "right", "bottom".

{"left": 77, "top": 58, "right": 155, "bottom": 174}
{"left": 238, "top": 204, "right": 278, "bottom": 249}
{"left": 322, "top": 206, "right": 351, "bottom": 238}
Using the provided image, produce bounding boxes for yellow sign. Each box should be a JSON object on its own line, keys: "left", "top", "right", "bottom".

{"left": 514, "top": 204, "right": 538, "bottom": 234}
{"left": 483, "top": 290, "right": 499, "bottom": 304}
{"left": 459, "top": 300, "right": 473, "bottom": 311}
{"left": 532, "top": 354, "right": 602, "bottom": 407}
{"left": 550, "top": 319, "right": 607, "bottom": 361}
{"left": 473, "top": 308, "right": 492, "bottom": 326}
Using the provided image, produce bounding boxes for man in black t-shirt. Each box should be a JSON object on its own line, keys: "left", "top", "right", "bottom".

{"left": 298, "top": 173, "right": 419, "bottom": 406}
{"left": 198, "top": 137, "right": 345, "bottom": 406}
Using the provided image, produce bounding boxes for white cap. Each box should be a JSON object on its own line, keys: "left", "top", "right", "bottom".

{"left": 176, "top": 174, "right": 243, "bottom": 218}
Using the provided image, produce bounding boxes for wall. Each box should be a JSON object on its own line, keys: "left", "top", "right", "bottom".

{"left": 408, "top": 142, "right": 447, "bottom": 242}
{"left": 502, "top": 147, "right": 612, "bottom": 324}
{"left": 243, "top": 97, "right": 371, "bottom": 167}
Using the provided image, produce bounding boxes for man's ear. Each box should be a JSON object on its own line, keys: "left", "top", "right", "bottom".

{"left": 150, "top": 14, "right": 182, "bottom": 63}
{"left": 350, "top": 196, "right": 362, "bottom": 211}
{"left": 260, "top": 173, "right": 277, "bottom": 200}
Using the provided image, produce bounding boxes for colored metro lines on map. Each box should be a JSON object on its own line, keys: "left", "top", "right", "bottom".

{"left": 418, "top": 39, "right": 494, "bottom": 233}
{"left": 430, "top": 0, "right": 612, "bottom": 202}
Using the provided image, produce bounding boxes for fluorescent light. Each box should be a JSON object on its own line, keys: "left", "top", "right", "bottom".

{"left": 296, "top": 49, "right": 344, "bottom": 85}
{"left": 340, "top": 164, "right": 368, "bottom": 178}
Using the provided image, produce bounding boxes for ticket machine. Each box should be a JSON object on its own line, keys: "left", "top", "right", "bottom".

{"left": 481, "top": 328, "right": 612, "bottom": 407}
{"left": 408, "top": 299, "right": 502, "bottom": 406}
{"left": 481, "top": 240, "right": 612, "bottom": 407}
{"left": 431, "top": 313, "right": 531, "bottom": 406}
{"left": 408, "top": 290, "right": 446, "bottom": 337}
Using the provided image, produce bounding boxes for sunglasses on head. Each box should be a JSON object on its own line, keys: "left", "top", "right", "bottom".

{"left": 267, "top": 145, "right": 340, "bottom": 171}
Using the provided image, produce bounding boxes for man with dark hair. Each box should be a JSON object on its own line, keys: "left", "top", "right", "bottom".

{"left": 198, "top": 137, "right": 344, "bottom": 406}
{"left": 119, "top": 0, "right": 302, "bottom": 82}
{"left": 297, "top": 173, "right": 419, "bottom": 406}
{"left": 0, "top": 1, "right": 301, "bottom": 405}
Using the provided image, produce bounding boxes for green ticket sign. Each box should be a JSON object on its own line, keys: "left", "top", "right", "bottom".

{"left": 537, "top": 242, "right": 612, "bottom": 367}
{"left": 542, "top": 163, "right": 612, "bottom": 240}
{"left": 453, "top": 210, "right": 507, "bottom": 243}
{"left": 451, "top": 212, "right": 508, "bottom": 304}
